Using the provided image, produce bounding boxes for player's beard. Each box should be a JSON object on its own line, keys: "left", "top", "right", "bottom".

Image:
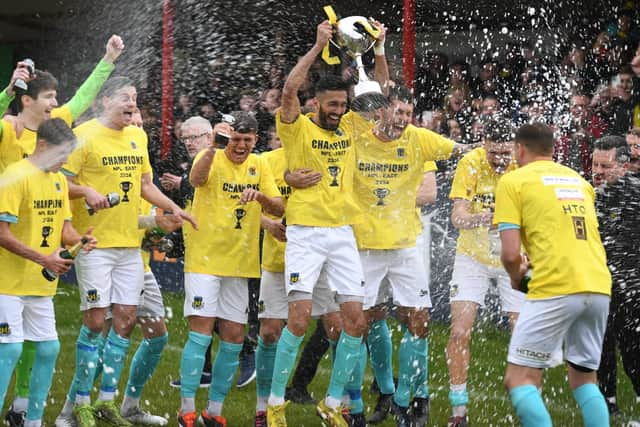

{"left": 318, "top": 107, "right": 341, "bottom": 131}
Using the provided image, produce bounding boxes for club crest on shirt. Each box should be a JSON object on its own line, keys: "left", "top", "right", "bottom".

{"left": 192, "top": 296, "right": 204, "bottom": 309}
{"left": 86, "top": 289, "right": 100, "bottom": 303}
{"left": 130, "top": 141, "right": 138, "bottom": 150}
{"left": 0, "top": 323, "right": 10, "bottom": 336}
{"left": 55, "top": 182, "right": 62, "bottom": 192}
{"left": 248, "top": 166, "right": 256, "bottom": 176}
{"left": 397, "top": 147, "right": 406, "bottom": 158}
{"left": 290, "top": 272, "right": 300, "bottom": 284}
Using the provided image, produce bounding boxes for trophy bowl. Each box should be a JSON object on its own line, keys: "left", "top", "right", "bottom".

{"left": 331, "top": 16, "right": 377, "bottom": 58}
{"left": 323, "top": 7, "right": 390, "bottom": 112}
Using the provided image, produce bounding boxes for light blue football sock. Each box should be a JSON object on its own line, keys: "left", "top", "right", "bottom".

{"left": 26, "top": 340, "right": 60, "bottom": 421}
{"left": 367, "top": 319, "right": 395, "bottom": 395}
{"left": 327, "top": 331, "right": 362, "bottom": 401}
{"left": 256, "top": 337, "right": 277, "bottom": 399}
{"left": 71, "top": 325, "right": 101, "bottom": 403}
{"left": 345, "top": 342, "right": 367, "bottom": 414}
{"left": 412, "top": 337, "right": 429, "bottom": 398}
{"left": 269, "top": 327, "right": 303, "bottom": 399}
{"left": 99, "top": 328, "right": 130, "bottom": 396}
{"left": 0, "top": 342, "right": 23, "bottom": 404}
{"left": 180, "top": 331, "right": 212, "bottom": 399}
{"left": 394, "top": 329, "right": 416, "bottom": 408}
{"left": 449, "top": 386, "right": 469, "bottom": 407}
{"left": 125, "top": 334, "right": 168, "bottom": 398}
{"left": 510, "top": 384, "right": 552, "bottom": 427}
{"left": 92, "top": 333, "right": 106, "bottom": 383}
{"left": 573, "top": 383, "right": 609, "bottom": 427}
{"left": 208, "top": 340, "right": 242, "bottom": 403}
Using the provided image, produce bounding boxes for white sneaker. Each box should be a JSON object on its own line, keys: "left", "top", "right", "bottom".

{"left": 121, "top": 406, "right": 168, "bottom": 426}
{"left": 54, "top": 412, "right": 77, "bottom": 427}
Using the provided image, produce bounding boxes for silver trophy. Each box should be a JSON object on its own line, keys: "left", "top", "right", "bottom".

{"left": 322, "top": 6, "right": 388, "bottom": 112}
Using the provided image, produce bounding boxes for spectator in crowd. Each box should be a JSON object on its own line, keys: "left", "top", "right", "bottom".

{"left": 555, "top": 93, "right": 595, "bottom": 178}
{"left": 611, "top": 65, "right": 640, "bottom": 134}
{"left": 625, "top": 127, "right": 640, "bottom": 172}
{"left": 592, "top": 136, "right": 640, "bottom": 418}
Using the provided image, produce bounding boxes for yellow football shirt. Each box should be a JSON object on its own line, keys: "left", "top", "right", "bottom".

{"left": 185, "top": 149, "right": 280, "bottom": 278}
{"left": 494, "top": 160, "right": 611, "bottom": 299}
{"left": 277, "top": 110, "right": 365, "bottom": 227}
{"left": 450, "top": 147, "right": 516, "bottom": 267}
{"left": 140, "top": 198, "right": 152, "bottom": 273}
{"left": 63, "top": 118, "right": 151, "bottom": 248}
{"left": 261, "top": 148, "right": 290, "bottom": 273}
{"left": 0, "top": 159, "right": 72, "bottom": 296}
{"left": 352, "top": 127, "right": 454, "bottom": 249}
{"left": 0, "top": 106, "right": 72, "bottom": 173}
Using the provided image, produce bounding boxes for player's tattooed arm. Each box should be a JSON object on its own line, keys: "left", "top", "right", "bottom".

{"left": 281, "top": 21, "right": 332, "bottom": 124}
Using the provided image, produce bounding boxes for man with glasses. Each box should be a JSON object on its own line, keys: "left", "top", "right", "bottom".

{"left": 624, "top": 128, "right": 640, "bottom": 173}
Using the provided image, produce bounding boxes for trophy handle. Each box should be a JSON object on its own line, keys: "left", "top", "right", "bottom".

{"left": 322, "top": 5, "right": 341, "bottom": 65}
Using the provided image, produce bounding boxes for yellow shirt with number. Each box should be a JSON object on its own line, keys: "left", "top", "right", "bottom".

{"left": 494, "top": 160, "right": 611, "bottom": 299}
{"left": 450, "top": 147, "right": 516, "bottom": 267}
{"left": 261, "top": 148, "right": 290, "bottom": 273}
{"left": 63, "top": 118, "right": 151, "bottom": 248}
{"left": 353, "top": 126, "right": 454, "bottom": 249}
{"left": 277, "top": 111, "right": 368, "bottom": 227}
{"left": 185, "top": 149, "right": 280, "bottom": 278}
{"left": 0, "top": 159, "right": 72, "bottom": 296}
{"left": 0, "top": 106, "right": 72, "bottom": 174}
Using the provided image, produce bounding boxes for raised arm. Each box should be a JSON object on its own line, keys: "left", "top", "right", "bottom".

{"left": 64, "top": 35, "right": 124, "bottom": 120}
{"left": 280, "top": 21, "right": 333, "bottom": 124}
{"left": 370, "top": 20, "right": 390, "bottom": 90}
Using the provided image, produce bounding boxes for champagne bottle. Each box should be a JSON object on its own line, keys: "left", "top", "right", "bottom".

{"left": 42, "top": 237, "right": 89, "bottom": 282}
{"left": 87, "top": 192, "right": 120, "bottom": 215}
{"left": 519, "top": 270, "right": 532, "bottom": 294}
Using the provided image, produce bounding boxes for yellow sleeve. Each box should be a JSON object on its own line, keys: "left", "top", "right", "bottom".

{"left": 449, "top": 154, "right": 474, "bottom": 200}
{"left": 0, "top": 170, "right": 23, "bottom": 220}
{"left": 417, "top": 128, "right": 455, "bottom": 161}
{"left": 494, "top": 174, "right": 521, "bottom": 226}
{"left": 62, "top": 140, "right": 85, "bottom": 176}
{"left": 259, "top": 157, "right": 281, "bottom": 199}
{"left": 52, "top": 105, "right": 73, "bottom": 126}
{"left": 423, "top": 161, "right": 437, "bottom": 173}
{"left": 275, "top": 110, "right": 303, "bottom": 149}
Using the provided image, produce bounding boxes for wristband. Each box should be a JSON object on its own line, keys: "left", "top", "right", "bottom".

{"left": 374, "top": 43, "right": 385, "bottom": 56}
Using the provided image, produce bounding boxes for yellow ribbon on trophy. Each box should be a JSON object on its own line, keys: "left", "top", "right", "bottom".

{"left": 321, "top": 5, "right": 381, "bottom": 65}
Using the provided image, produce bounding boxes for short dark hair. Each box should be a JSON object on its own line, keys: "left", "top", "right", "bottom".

{"left": 594, "top": 135, "right": 630, "bottom": 163}
{"left": 388, "top": 85, "right": 414, "bottom": 105}
{"left": 15, "top": 70, "right": 58, "bottom": 112}
{"left": 483, "top": 118, "right": 514, "bottom": 143}
{"left": 37, "top": 118, "right": 76, "bottom": 146}
{"left": 314, "top": 75, "right": 350, "bottom": 95}
{"left": 515, "top": 123, "right": 555, "bottom": 155}
{"left": 229, "top": 110, "right": 258, "bottom": 133}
